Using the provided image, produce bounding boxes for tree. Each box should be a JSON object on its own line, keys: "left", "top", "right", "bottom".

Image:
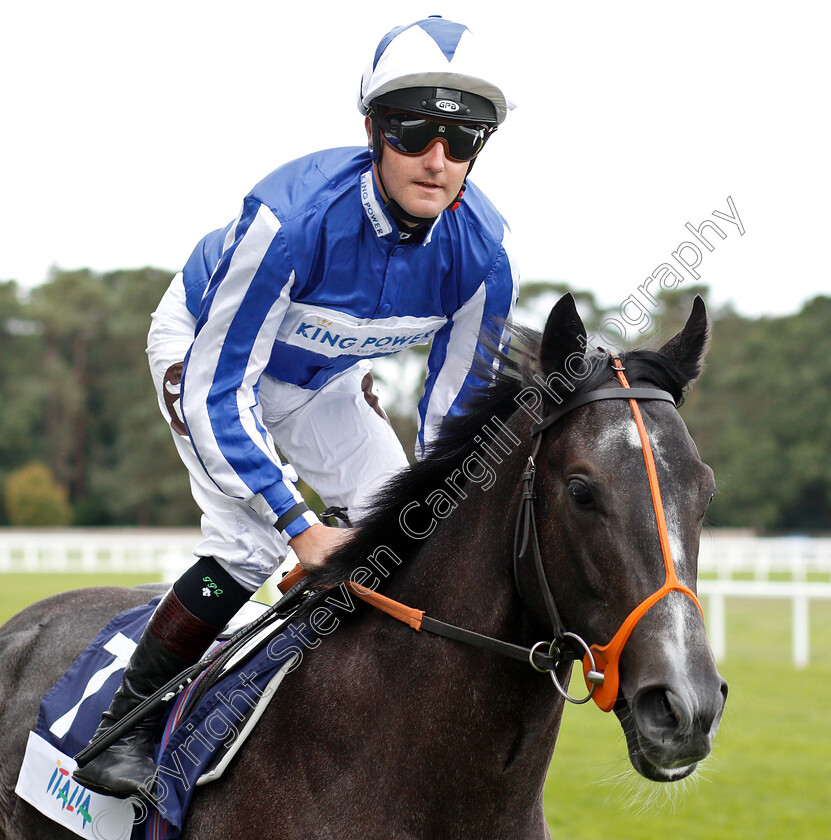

{"left": 4, "top": 462, "right": 72, "bottom": 526}
{"left": 85, "top": 268, "right": 200, "bottom": 525}
{"left": 0, "top": 280, "right": 50, "bottom": 523}
{"left": 5, "top": 267, "right": 199, "bottom": 526}
{"left": 26, "top": 268, "right": 109, "bottom": 506}
{"left": 680, "top": 295, "right": 831, "bottom": 531}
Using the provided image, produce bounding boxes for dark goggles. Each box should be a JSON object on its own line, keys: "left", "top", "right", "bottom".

{"left": 375, "top": 112, "right": 495, "bottom": 162}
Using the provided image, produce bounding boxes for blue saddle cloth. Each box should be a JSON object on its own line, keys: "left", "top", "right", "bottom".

{"left": 34, "top": 596, "right": 313, "bottom": 839}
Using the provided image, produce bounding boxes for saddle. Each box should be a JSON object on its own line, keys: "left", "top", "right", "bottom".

{"left": 16, "top": 570, "right": 316, "bottom": 840}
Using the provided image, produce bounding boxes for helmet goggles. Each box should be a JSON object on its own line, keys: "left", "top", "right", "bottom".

{"left": 375, "top": 111, "right": 495, "bottom": 163}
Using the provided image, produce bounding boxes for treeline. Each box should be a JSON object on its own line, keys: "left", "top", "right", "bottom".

{"left": 679, "top": 292, "right": 831, "bottom": 531}
{"left": 0, "top": 268, "right": 199, "bottom": 526}
{"left": 0, "top": 269, "right": 828, "bottom": 532}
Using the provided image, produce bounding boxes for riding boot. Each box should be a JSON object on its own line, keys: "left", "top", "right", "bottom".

{"left": 73, "top": 558, "right": 253, "bottom": 798}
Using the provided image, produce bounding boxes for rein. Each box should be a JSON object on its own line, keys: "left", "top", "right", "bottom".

{"left": 278, "top": 565, "right": 557, "bottom": 670}
{"left": 285, "top": 354, "right": 704, "bottom": 712}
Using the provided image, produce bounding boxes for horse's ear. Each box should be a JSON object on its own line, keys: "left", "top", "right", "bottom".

{"left": 658, "top": 295, "right": 710, "bottom": 385}
{"left": 539, "top": 293, "right": 587, "bottom": 378}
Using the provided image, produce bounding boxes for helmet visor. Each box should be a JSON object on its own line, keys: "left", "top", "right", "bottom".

{"left": 376, "top": 112, "right": 495, "bottom": 163}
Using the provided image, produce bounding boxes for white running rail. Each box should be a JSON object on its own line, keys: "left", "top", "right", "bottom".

{"left": 3, "top": 529, "right": 830, "bottom": 667}
{"left": 0, "top": 528, "right": 201, "bottom": 581}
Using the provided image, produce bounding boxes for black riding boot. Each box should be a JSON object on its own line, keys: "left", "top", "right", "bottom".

{"left": 73, "top": 558, "right": 252, "bottom": 798}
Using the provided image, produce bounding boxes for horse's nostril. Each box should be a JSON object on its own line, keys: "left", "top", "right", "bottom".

{"left": 634, "top": 687, "right": 695, "bottom": 742}
{"left": 657, "top": 692, "right": 678, "bottom": 725}
{"left": 636, "top": 688, "right": 681, "bottom": 736}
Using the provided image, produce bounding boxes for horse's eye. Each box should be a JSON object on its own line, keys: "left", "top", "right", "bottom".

{"left": 568, "top": 479, "right": 594, "bottom": 508}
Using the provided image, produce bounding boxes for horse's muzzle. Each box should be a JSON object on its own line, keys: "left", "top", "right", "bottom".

{"left": 616, "top": 675, "right": 729, "bottom": 782}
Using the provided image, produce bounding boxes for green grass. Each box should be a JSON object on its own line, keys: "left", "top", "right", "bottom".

{"left": 3, "top": 577, "right": 829, "bottom": 838}
{"left": 0, "top": 572, "right": 157, "bottom": 626}
{"left": 544, "top": 598, "right": 831, "bottom": 840}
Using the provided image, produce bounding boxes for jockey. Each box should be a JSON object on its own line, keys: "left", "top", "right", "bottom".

{"left": 74, "top": 15, "right": 518, "bottom": 798}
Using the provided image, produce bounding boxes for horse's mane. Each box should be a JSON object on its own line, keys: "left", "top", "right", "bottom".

{"left": 310, "top": 324, "right": 690, "bottom": 594}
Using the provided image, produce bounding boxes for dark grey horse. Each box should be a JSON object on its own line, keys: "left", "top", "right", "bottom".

{"left": 0, "top": 295, "right": 726, "bottom": 839}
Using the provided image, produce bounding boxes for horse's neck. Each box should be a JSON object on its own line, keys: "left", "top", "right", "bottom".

{"left": 382, "top": 433, "right": 528, "bottom": 635}
{"left": 347, "top": 426, "right": 562, "bottom": 772}
{"left": 255, "top": 423, "right": 561, "bottom": 828}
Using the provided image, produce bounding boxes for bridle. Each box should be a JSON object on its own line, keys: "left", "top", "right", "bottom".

{"left": 283, "top": 353, "right": 705, "bottom": 712}
{"left": 513, "top": 354, "right": 704, "bottom": 710}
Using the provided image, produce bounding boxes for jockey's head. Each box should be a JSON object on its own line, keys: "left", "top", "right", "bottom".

{"left": 358, "top": 16, "right": 514, "bottom": 228}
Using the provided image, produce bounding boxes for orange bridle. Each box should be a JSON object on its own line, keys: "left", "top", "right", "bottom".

{"left": 580, "top": 357, "right": 703, "bottom": 711}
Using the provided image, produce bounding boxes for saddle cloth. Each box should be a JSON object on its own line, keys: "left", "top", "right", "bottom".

{"left": 15, "top": 595, "right": 315, "bottom": 840}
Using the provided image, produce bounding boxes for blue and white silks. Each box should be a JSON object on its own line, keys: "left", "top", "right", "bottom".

{"left": 179, "top": 147, "right": 518, "bottom": 537}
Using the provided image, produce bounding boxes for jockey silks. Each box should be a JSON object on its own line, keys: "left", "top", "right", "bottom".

{"left": 177, "top": 146, "right": 518, "bottom": 538}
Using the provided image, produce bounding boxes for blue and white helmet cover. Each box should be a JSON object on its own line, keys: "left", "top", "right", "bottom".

{"left": 358, "top": 16, "right": 515, "bottom": 125}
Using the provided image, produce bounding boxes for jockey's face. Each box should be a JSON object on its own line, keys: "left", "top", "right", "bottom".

{"left": 366, "top": 116, "right": 470, "bottom": 224}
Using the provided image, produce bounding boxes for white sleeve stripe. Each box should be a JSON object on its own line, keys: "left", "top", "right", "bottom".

{"left": 235, "top": 273, "right": 296, "bottom": 465}
{"left": 422, "top": 280, "right": 487, "bottom": 449}
{"left": 223, "top": 205, "right": 242, "bottom": 251}
{"left": 184, "top": 203, "right": 285, "bottom": 499}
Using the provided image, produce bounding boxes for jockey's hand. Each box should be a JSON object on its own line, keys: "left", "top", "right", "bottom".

{"left": 289, "top": 523, "right": 354, "bottom": 573}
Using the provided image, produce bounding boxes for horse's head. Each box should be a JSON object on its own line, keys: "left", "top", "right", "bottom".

{"left": 527, "top": 293, "right": 727, "bottom": 782}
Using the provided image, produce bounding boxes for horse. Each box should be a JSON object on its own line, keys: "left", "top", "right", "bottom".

{"left": 0, "top": 293, "right": 727, "bottom": 839}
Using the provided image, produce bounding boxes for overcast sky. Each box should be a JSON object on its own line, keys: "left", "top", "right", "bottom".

{"left": 2, "top": 1, "right": 828, "bottom": 323}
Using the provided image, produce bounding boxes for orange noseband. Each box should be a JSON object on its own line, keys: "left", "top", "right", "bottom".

{"left": 582, "top": 357, "right": 704, "bottom": 711}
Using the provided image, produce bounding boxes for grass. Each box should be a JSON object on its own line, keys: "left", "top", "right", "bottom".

{"left": 0, "top": 572, "right": 156, "bottom": 626}
{"left": 544, "top": 598, "right": 831, "bottom": 840}
{"left": 3, "top": 577, "right": 829, "bottom": 838}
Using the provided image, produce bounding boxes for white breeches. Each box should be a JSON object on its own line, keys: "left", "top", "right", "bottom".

{"left": 146, "top": 274, "right": 409, "bottom": 590}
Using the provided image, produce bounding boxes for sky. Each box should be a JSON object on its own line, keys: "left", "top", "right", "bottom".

{"left": 2, "top": 0, "right": 829, "bottom": 323}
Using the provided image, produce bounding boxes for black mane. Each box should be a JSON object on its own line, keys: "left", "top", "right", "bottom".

{"left": 311, "top": 325, "right": 690, "bottom": 593}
